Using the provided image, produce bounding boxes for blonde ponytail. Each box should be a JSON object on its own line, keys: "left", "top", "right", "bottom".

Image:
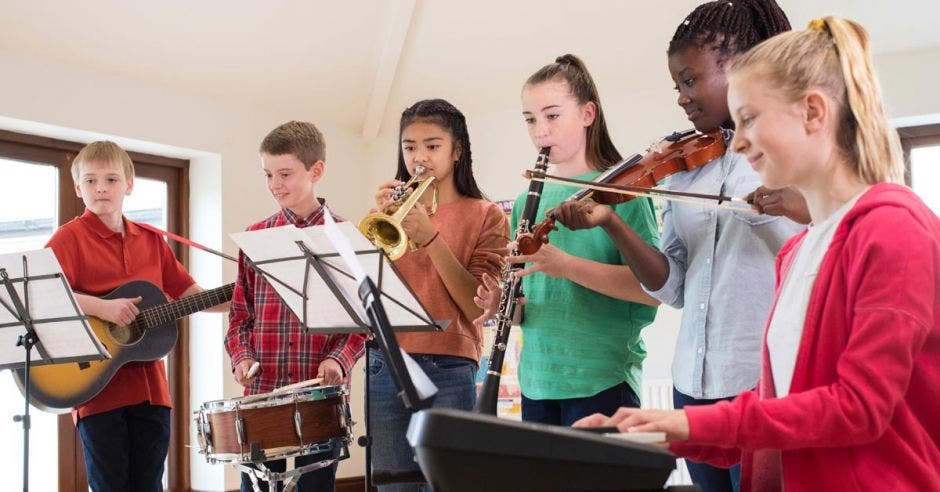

{"left": 824, "top": 17, "right": 903, "bottom": 184}
{"left": 730, "top": 16, "right": 903, "bottom": 184}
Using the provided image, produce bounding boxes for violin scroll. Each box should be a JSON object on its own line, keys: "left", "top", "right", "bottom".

{"left": 517, "top": 215, "right": 557, "bottom": 255}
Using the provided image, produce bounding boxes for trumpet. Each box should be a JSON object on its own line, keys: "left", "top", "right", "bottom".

{"left": 359, "top": 165, "right": 438, "bottom": 260}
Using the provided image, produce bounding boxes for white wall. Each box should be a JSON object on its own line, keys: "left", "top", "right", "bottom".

{"left": 1, "top": 39, "right": 938, "bottom": 489}
{"left": 877, "top": 46, "right": 940, "bottom": 123}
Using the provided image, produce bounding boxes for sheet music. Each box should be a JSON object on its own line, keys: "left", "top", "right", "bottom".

{"left": 230, "top": 220, "right": 437, "bottom": 332}
{"left": 321, "top": 207, "right": 366, "bottom": 284}
{"left": 0, "top": 249, "right": 108, "bottom": 369}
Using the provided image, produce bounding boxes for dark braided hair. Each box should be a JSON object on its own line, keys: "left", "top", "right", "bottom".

{"left": 668, "top": 0, "right": 791, "bottom": 59}
{"left": 396, "top": 98, "right": 484, "bottom": 200}
{"left": 525, "top": 54, "right": 622, "bottom": 170}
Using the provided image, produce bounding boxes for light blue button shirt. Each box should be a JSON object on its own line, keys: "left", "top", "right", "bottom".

{"left": 645, "top": 131, "right": 805, "bottom": 399}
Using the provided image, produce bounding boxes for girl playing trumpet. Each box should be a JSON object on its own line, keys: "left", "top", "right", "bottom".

{"left": 367, "top": 98, "right": 509, "bottom": 492}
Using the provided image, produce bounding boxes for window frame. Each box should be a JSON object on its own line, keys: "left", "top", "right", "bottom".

{"left": 899, "top": 123, "right": 940, "bottom": 186}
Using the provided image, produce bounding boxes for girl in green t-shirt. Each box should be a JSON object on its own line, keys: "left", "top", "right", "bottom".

{"left": 479, "top": 54, "right": 660, "bottom": 426}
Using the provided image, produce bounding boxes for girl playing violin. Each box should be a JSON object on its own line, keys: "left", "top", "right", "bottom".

{"left": 577, "top": 16, "right": 940, "bottom": 491}
{"left": 553, "top": 2, "right": 803, "bottom": 489}
{"left": 479, "top": 54, "right": 661, "bottom": 427}
{"left": 368, "top": 99, "right": 509, "bottom": 491}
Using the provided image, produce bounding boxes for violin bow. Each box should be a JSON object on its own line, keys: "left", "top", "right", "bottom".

{"left": 524, "top": 170, "right": 756, "bottom": 213}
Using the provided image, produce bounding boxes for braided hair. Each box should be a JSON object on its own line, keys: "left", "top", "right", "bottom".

{"left": 525, "top": 54, "right": 622, "bottom": 170}
{"left": 396, "top": 98, "right": 484, "bottom": 199}
{"left": 668, "top": 0, "right": 791, "bottom": 59}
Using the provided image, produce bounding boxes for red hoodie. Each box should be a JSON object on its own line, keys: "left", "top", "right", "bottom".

{"left": 670, "top": 183, "right": 940, "bottom": 491}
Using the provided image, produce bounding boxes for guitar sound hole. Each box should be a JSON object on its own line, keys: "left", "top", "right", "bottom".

{"left": 109, "top": 322, "right": 144, "bottom": 345}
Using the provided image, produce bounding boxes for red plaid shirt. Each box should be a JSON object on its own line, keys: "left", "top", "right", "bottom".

{"left": 225, "top": 201, "right": 366, "bottom": 395}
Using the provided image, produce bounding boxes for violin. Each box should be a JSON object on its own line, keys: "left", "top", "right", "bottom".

{"left": 517, "top": 129, "right": 743, "bottom": 255}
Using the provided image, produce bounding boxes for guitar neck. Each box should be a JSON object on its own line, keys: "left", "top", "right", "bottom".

{"left": 138, "top": 283, "right": 234, "bottom": 328}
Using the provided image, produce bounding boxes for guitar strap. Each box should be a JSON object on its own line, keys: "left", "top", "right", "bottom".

{"left": 135, "top": 222, "right": 238, "bottom": 263}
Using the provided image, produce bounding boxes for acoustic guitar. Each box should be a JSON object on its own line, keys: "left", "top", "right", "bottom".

{"left": 14, "top": 280, "right": 234, "bottom": 412}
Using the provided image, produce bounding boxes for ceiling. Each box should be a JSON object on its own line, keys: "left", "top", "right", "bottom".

{"left": 1, "top": 0, "right": 937, "bottom": 136}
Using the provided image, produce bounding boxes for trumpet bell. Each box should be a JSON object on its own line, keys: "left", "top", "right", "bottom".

{"left": 358, "top": 213, "right": 409, "bottom": 260}
{"left": 359, "top": 174, "right": 437, "bottom": 261}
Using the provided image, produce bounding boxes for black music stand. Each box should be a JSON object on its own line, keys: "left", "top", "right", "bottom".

{"left": 230, "top": 221, "right": 445, "bottom": 334}
{"left": 315, "top": 214, "right": 440, "bottom": 490}
{"left": 0, "top": 249, "right": 108, "bottom": 492}
{"left": 228, "top": 214, "right": 442, "bottom": 491}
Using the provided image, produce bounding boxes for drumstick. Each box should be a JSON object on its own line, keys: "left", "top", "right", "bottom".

{"left": 273, "top": 378, "right": 323, "bottom": 393}
{"left": 246, "top": 361, "right": 261, "bottom": 379}
{"left": 236, "top": 378, "right": 325, "bottom": 404}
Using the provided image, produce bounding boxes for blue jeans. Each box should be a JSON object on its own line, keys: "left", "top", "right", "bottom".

{"left": 77, "top": 402, "right": 170, "bottom": 492}
{"left": 368, "top": 351, "right": 477, "bottom": 492}
{"left": 673, "top": 389, "right": 741, "bottom": 492}
{"left": 239, "top": 448, "right": 338, "bottom": 492}
{"left": 521, "top": 381, "right": 641, "bottom": 426}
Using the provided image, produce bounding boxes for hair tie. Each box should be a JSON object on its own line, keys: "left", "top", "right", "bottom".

{"left": 808, "top": 18, "right": 828, "bottom": 32}
{"left": 420, "top": 231, "right": 440, "bottom": 248}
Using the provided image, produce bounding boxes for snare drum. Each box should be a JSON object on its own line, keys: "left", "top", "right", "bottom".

{"left": 195, "top": 384, "right": 351, "bottom": 464}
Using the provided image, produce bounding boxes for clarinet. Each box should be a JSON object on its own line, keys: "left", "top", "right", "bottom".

{"left": 475, "top": 147, "right": 550, "bottom": 415}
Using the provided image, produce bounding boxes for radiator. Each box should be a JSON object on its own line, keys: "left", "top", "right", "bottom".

{"left": 641, "top": 378, "right": 692, "bottom": 486}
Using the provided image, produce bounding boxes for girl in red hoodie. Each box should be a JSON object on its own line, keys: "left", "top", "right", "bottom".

{"left": 577, "top": 16, "right": 940, "bottom": 492}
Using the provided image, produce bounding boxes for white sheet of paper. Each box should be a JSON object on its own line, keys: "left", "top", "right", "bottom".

{"left": 321, "top": 207, "right": 366, "bottom": 284}
{"left": 401, "top": 349, "right": 438, "bottom": 400}
{"left": 230, "top": 221, "right": 435, "bottom": 332}
{"left": 0, "top": 249, "right": 108, "bottom": 368}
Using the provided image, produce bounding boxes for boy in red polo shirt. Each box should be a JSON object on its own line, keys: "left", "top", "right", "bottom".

{"left": 225, "top": 121, "right": 366, "bottom": 491}
{"left": 47, "top": 141, "right": 227, "bottom": 492}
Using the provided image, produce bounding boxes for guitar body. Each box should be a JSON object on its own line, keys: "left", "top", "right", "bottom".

{"left": 15, "top": 281, "right": 194, "bottom": 413}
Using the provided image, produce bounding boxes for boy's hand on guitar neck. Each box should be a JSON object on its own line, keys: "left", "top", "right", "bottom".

{"left": 77, "top": 294, "right": 143, "bottom": 326}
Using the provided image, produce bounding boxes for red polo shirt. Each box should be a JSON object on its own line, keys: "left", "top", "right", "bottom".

{"left": 46, "top": 210, "right": 195, "bottom": 421}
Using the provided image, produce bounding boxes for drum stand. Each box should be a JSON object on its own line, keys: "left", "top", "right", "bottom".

{"left": 234, "top": 438, "right": 346, "bottom": 492}
{"left": 238, "top": 459, "right": 333, "bottom": 492}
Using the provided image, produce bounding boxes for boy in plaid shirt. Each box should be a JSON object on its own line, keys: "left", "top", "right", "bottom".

{"left": 225, "top": 121, "right": 365, "bottom": 491}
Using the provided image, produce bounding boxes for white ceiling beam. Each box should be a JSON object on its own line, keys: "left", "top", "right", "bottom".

{"left": 361, "top": 0, "right": 417, "bottom": 140}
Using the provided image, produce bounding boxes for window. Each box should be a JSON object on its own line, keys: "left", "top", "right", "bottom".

{"left": 910, "top": 146, "right": 940, "bottom": 213}
{"left": 900, "top": 123, "right": 940, "bottom": 215}
{"left": 0, "top": 157, "right": 60, "bottom": 492}
{"left": 0, "top": 130, "right": 190, "bottom": 491}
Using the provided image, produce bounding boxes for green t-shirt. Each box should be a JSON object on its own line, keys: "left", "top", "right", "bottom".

{"left": 511, "top": 170, "right": 659, "bottom": 400}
